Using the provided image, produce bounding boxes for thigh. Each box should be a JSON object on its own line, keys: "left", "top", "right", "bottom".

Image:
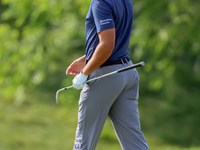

{"left": 109, "top": 82, "right": 149, "bottom": 150}
{"left": 109, "top": 82, "right": 141, "bottom": 130}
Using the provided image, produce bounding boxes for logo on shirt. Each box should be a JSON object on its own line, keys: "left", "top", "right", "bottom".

{"left": 100, "top": 18, "right": 112, "bottom": 25}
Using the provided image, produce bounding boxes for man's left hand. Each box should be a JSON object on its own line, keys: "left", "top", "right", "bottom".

{"left": 73, "top": 72, "right": 88, "bottom": 90}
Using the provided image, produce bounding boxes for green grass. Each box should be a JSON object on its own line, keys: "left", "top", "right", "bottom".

{"left": 0, "top": 91, "right": 200, "bottom": 150}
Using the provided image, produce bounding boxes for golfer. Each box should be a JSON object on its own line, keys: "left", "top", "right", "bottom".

{"left": 66, "top": 0, "right": 149, "bottom": 149}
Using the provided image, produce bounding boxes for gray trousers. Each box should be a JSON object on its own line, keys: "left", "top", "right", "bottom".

{"left": 73, "top": 61, "right": 149, "bottom": 150}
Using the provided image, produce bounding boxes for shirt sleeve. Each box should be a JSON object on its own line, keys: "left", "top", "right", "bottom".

{"left": 91, "top": 0, "right": 115, "bottom": 33}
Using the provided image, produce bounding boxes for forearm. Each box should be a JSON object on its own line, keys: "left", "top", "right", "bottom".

{"left": 82, "top": 43, "right": 113, "bottom": 76}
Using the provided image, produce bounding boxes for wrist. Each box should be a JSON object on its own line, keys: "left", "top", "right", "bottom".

{"left": 81, "top": 69, "right": 89, "bottom": 76}
{"left": 80, "top": 70, "right": 88, "bottom": 77}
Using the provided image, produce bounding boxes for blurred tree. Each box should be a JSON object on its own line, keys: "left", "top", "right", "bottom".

{"left": 131, "top": 0, "right": 200, "bottom": 95}
{"left": 0, "top": 0, "right": 90, "bottom": 103}
{"left": 1, "top": 0, "right": 199, "bottom": 98}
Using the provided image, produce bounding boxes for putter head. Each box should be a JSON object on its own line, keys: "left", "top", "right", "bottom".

{"left": 55, "top": 86, "right": 73, "bottom": 104}
{"left": 55, "top": 88, "right": 64, "bottom": 104}
{"left": 56, "top": 90, "right": 60, "bottom": 104}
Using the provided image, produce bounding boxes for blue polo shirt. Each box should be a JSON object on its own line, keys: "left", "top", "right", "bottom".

{"left": 85, "top": 0, "right": 133, "bottom": 63}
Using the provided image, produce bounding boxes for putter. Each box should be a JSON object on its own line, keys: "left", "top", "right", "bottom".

{"left": 55, "top": 61, "right": 145, "bottom": 104}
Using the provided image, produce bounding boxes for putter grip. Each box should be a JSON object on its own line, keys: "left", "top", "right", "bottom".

{"left": 117, "top": 61, "right": 145, "bottom": 73}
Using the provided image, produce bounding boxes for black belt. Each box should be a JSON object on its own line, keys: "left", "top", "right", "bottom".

{"left": 100, "top": 58, "right": 130, "bottom": 67}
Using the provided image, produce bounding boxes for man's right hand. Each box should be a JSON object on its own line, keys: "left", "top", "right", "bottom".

{"left": 66, "top": 55, "right": 86, "bottom": 76}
